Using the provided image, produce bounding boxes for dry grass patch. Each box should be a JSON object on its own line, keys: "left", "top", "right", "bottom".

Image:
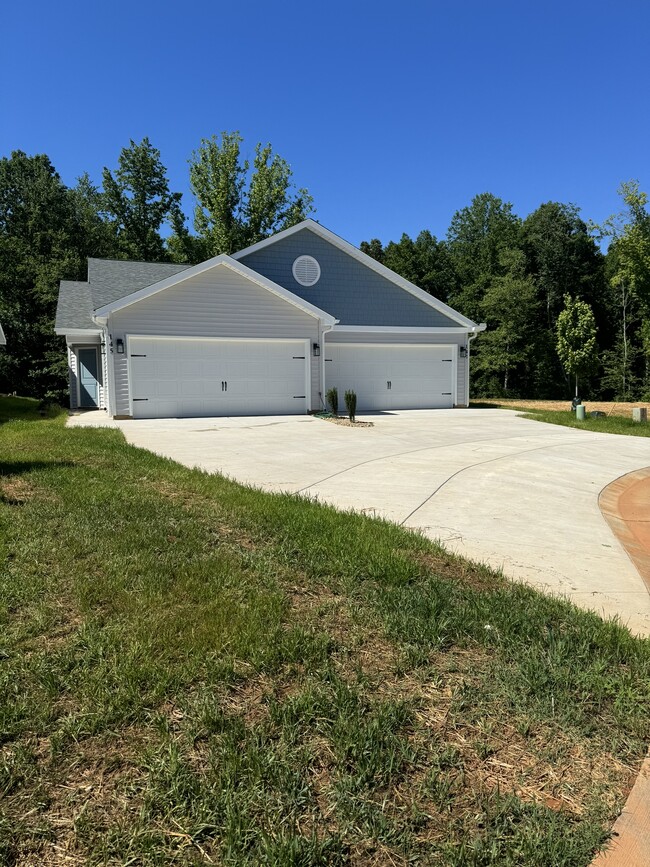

{"left": 478, "top": 398, "right": 650, "bottom": 417}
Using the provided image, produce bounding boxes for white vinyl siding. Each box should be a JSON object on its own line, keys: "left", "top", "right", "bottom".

{"left": 68, "top": 346, "right": 78, "bottom": 410}
{"left": 108, "top": 268, "right": 320, "bottom": 416}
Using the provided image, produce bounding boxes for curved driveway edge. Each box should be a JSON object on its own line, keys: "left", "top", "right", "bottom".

{"left": 599, "top": 469, "right": 650, "bottom": 595}
{"left": 590, "top": 470, "right": 650, "bottom": 866}
{"left": 591, "top": 753, "right": 650, "bottom": 866}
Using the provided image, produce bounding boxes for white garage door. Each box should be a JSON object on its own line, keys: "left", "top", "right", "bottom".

{"left": 128, "top": 337, "right": 309, "bottom": 419}
{"left": 325, "top": 343, "right": 455, "bottom": 411}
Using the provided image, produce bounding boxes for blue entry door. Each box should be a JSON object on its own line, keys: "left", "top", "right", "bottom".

{"left": 78, "top": 348, "right": 100, "bottom": 408}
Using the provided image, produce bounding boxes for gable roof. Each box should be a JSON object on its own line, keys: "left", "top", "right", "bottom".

{"left": 93, "top": 254, "right": 337, "bottom": 325}
{"left": 87, "top": 259, "right": 191, "bottom": 309}
{"left": 232, "top": 219, "right": 477, "bottom": 329}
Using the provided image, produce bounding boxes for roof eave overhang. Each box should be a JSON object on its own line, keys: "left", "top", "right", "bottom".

{"left": 332, "top": 325, "right": 473, "bottom": 334}
{"left": 93, "top": 255, "right": 336, "bottom": 325}
{"left": 55, "top": 327, "right": 102, "bottom": 337}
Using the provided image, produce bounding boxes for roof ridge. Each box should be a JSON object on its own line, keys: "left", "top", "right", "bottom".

{"left": 87, "top": 257, "right": 190, "bottom": 267}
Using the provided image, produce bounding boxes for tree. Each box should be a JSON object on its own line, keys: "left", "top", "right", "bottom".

{"left": 0, "top": 151, "right": 89, "bottom": 398}
{"left": 102, "top": 137, "right": 184, "bottom": 261}
{"left": 522, "top": 202, "right": 605, "bottom": 326}
{"left": 595, "top": 181, "right": 650, "bottom": 399}
{"left": 556, "top": 295, "right": 597, "bottom": 397}
{"left": 71, "top": 172, "right": 118, "bottom": 260}
{"left": 474, "top": 250, "right": 539, "bottom": 395}
{"left": 521, "top": 202, "right": 606, "bottom": 397}
{"left": 188, "top": 132, "right": 314, "bottom": 256}
{"left": 446, "top": 193, "right": 521, "bottom": 321}
{"left": 359, "top": 238, "right": 384, "bottom": 262}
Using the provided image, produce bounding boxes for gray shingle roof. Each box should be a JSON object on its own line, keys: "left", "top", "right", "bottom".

{"left": 55, "top": 281, "right": 96, "bottom": 331}
{"left": 56, "top": 259, "right": 191, "bottom": 331}
{"left": 87, "top": 259, "right": 190, "bottom": 309}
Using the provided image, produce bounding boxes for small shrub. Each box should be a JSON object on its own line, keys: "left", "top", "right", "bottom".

{"left": 326, "top": 387, "right": 339, "bottom": 417}
{"left": 344, "top": 390, "right": 357, "bottom": 423}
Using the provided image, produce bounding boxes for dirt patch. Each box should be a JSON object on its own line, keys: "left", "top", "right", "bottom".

{"left": 408, "top": 549, "right": 504, "bottom": 592}
{"left": 0, "top": 477, "right": 40, "bottom": 506}
{"left": 319, "top": 417, "right": 374, "bottom": 427}
{"left": 478, "top": 399, "right": 650, "bottom": 418}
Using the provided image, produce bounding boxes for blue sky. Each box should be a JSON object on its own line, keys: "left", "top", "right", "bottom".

{"left": 2, "top": 0, "right": 648, "bottom": 246}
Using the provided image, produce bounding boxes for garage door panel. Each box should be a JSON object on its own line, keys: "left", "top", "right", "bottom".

{"left": 129, "top": 337, "right": 308, "bottom": 419}
{"left": 326, "top": 344, "right": 454, "bottom": 411}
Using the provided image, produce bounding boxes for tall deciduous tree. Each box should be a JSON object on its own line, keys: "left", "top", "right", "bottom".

{"left": 102, "top": 138, "right": 184, "bottom": 261}
{"left": 474, "top": 250, "right": 539, "bottom": 395}
{"left": 556, "top": 294, "right": 597, "bottom": 397}
{"left": 522, "top": 202, "right": 605, "bottom": 325}
{"left": 446, "top": 193, "right": 521, "bottom": 321}
{"left": 521, "top": 202, "right": 606, "bottom": 397}
{"left": 0, "top": 152, "right": 89, "bottom": 398}
{"left": 188, "top": 132, "right": 314, "bottom": 256}
{"left": 596, "top": 181, "right": 650, "bottom": 397}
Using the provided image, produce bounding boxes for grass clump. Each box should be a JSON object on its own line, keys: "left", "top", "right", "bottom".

{"left": 0, "top": 396, "right": 648, "bottom": 864}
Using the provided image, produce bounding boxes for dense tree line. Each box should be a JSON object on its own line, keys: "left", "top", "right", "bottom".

{"left": 0, "top": 133, "right": 648, "bottom": 402}
{"left": 361, "top": 189, "right": 650, "bottom": 400}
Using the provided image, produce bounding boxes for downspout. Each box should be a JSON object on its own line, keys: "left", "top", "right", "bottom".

{"left": 466, "top": 322, "right": 487, "bottom": 407}
{"left": 319, "top": 320, "right": 338, "bottom": 410}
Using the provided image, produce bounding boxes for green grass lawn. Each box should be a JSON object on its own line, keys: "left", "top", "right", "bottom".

{"left": 1, "top": 398, "right": 649, "bottom": 865}
{"left": 519, "top": 408, "right": 650, "bottom": 437}
{"left": 473, "top": 401, "right": 650, "bottom": 438}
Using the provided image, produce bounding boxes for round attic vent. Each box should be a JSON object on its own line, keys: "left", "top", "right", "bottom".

{"left": 292, "top": 255, "right": 321, "bottom": 287}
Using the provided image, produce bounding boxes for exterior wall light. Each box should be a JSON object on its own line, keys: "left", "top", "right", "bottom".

{"left": 116, "top": 338, "right": 125, "bottom": 354}
{"left": 313, "top": 342, "right": 321, "bottom": 357}
{"left": 459, "top": 345, "right": 468, "bottom": 358}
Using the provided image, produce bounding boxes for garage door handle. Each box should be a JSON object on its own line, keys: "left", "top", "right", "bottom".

{"left": 293, "top": 356, "right": 305, "bottom": 359}
{"left": 133, "top": 398, "right": 149, "bottom": 401}
{"left": 221, "top": 381, "right": 228, "bottom": 392}
{"left": 293, "top": 395, "right": 306, "bottom": 399}
{"left": 131, "top": 354, "right": 147, "bottom": 357}
{"left": 387, "top": 381, "right": 392, "bottom": 389}
{"left": 442, "top": 392, "right": 452, "bottom": 395}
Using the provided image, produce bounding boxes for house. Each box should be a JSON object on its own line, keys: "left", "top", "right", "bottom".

{"left": 54, "top": 220, "right": 485, "bottom": 419}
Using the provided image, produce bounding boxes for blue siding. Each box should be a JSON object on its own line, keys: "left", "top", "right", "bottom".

{"left": 239, "top": 229, "right": 458, "bottom": 327}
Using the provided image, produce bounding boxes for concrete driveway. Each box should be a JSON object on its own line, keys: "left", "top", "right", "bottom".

{"left": 69, "top": 409, "right": 650, "bottom": 636}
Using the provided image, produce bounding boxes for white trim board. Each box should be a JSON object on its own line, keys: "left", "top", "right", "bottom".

{"left": 94, "top": 256, "right": 337, "bottom": 325}
{"left": 232, "top": 219, "right": 478, "bottom": 329}
{"left": 58, "top": 328, "right": 102, "bottom": 338}
{"left": 331, "top": 325, "right": 471, "bottom": 334}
